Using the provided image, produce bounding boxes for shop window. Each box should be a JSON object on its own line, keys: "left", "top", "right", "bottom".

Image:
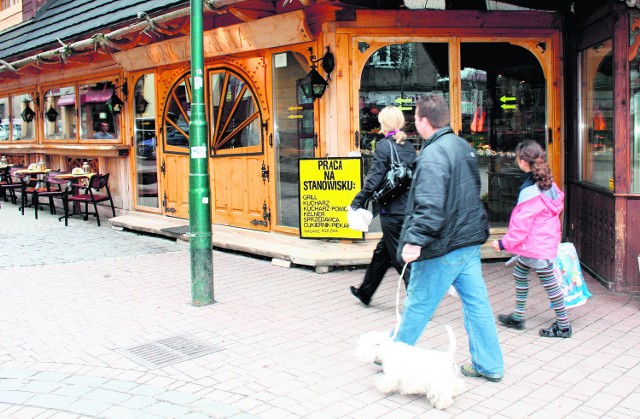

{"left": 0, "top": 93, "right": 35, "bottom": 141}
{"left": 359, "top": 42, "right": 448, "bottom": 232}
{"left": 370, "top": 44, "right": 415, "bottom": 70}
{"left": 359, "top": 41, "right": 546, "bottom": 228}
{"left": 43, "top": 79, "right": 122, "bottom": 142}
{"left": 44, "top": 86, "right": 75, "bottom": 139}
{"left": 79, "top": 81, "right": 119, "bottom": 140}
{"left": 579, "top": 39, "right": 614, "bottom": 190}
{"left": 0, "top": 97, "right": 10, "bottom": 141}
{"left": 359, "top": 42, "right": 449, "bottom": 166}
{"left": 133, "top": 73, "right": 159, "bottom": 208}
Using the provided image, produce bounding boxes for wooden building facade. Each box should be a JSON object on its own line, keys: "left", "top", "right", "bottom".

{"left": 0, "top": 0, "right": 638, "bottom": 293}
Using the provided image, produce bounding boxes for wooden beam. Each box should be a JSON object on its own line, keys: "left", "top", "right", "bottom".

{"left": 228, "top": 7, "right": 273, "bottom": 21}
{"left": 235, "top": 0, "right": 276, "bottom": 11}
{"left": 0, "top": 72, "right": 20, "bottom": 80}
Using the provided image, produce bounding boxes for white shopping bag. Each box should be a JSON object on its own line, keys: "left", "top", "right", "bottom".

{"left": 347, "top": 207, "right": 373, "bottom": 232}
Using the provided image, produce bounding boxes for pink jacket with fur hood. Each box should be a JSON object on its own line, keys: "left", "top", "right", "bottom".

{"left": 500, "top": 182, "right": 564, "bottom": 260}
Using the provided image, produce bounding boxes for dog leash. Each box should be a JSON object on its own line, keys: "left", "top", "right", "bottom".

{"left": 390, "top": 262, "right": 409, "bottom": 340}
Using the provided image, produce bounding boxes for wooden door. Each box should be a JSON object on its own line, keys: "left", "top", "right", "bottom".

{"left": 161, "top": 69, "right": 269, "bottom": 229}
{"left": 209, "top": 69, "right": 269, "bottom": 230}
{"left": 162, "top": 153, "right": 190, "bottom": 218}
{"left": 161, "top": 72, "right": 191, "bottom": 219}
{"left": 212, "top": 155, "right": 269, "bottom": 229}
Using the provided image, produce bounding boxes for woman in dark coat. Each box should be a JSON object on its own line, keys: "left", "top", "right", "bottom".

{"left": 350, "top": 106, "right": 416, "bottom": 305}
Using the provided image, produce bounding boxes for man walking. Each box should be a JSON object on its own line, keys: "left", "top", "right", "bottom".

{"left": 396, "top": 94, "right": 504, "bottom": 382}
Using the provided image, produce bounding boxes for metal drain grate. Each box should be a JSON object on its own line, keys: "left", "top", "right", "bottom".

{"left": 161, "top": 225, "right": 190, "bottom": 235}
{"left": 117, "top": 334, "right": 220, "bottom": 369}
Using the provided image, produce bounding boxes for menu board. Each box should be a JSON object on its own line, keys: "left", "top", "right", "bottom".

{"left": 299, "top": 157, "right": 362, "bottom": 239}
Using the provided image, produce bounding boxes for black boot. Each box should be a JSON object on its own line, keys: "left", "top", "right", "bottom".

{"left": 350, "top": 286, "right": 371, "bottom": 306}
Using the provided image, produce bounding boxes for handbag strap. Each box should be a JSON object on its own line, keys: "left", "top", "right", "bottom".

{"left": 387, "top": 138, "right": 400, "bottom": 165}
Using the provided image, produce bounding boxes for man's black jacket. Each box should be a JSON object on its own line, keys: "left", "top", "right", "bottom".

{"left": 398, "top": 127, "right": 489, "bottom": 261}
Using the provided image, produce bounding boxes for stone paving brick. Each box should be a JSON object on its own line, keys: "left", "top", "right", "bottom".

{"left": 27, "top": 393, "right": 76, "bottom": 410}
{"left": 83, "top": 388, "right": 131, "bottom": 404}
{"left": 65, "top": 398, "right": 112, "bottom": 416}
{"left": 118, "top": 394, "right": 157, "bottom": 410}
{"left": 1, "top": 207, "right": 639, "bottom": 417}
{"left": 20, "top": 380, "right": 62, "bottom": 394}
{"left": 0, "top": 389, "right": 33, "bottom": 404}
{"left": 142, "top": 400, "right": 191, "bottom": 417}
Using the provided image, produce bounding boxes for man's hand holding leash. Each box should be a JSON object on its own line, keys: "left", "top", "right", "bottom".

{"left": 402, "top": 243, "right": 421, "bottom": 263}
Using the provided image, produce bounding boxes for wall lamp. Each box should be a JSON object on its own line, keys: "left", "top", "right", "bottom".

{"left": 107, "top": 81, "right": 128, "bottom": 115}
{"left": 21, "top": 99, "right": 36, "bottom": 123}
{"left": 298, "top": 47, "right": 335, "bottom": 101}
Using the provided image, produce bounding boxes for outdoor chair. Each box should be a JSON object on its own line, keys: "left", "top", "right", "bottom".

{"left": 64, "top": 173, "right": 116, "bottom": 226}
{"left": 32, "top": 171, "right": 70, "bottom": 220}
{"left": 0, "top": 166, "right": 26, "bottom": 206}
{"left": 20, "top": 174, "right": 49, "bottom": 216}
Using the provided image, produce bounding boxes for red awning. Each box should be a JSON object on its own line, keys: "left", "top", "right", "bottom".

{"left": 82, "top": 90, "right": 113, "bottom": 104}
{"left": 55, "top": 91, "right": 113, "bottom": 107}
{"left": 57, "top": 95, "right": 75, "bottom": 106}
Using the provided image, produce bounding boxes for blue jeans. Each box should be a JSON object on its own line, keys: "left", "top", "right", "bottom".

{"left": 394, "top": 245, "right": 504, "bottom": 379}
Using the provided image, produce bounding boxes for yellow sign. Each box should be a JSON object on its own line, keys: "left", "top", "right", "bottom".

{"left": 299, "top": 158, "right": 362, "bottom": 239}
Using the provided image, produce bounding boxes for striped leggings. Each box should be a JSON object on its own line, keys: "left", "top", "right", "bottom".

{"left": 511, "top": 260, "right": 570, "bottom": 329}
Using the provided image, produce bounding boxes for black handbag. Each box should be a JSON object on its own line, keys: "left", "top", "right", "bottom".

{"left": 372, "top": 141, "right": 413, "bottom": 205}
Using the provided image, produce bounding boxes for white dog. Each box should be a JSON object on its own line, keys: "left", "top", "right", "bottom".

{"left": 354, "top": 325, "right": 465, "bottom": 410}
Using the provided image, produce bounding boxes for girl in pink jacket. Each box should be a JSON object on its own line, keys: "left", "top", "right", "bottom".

{"left": 491, "top": 140, "right": 572, "bottom": 338}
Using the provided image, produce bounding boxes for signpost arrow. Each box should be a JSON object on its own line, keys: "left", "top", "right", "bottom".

{"left": 500, "top": 95, "right": 516, "bottom": 103}
{"left": 288, "top": 106, "right": 303, "bottom": 111}
{"left": 395, "top": 98, "right": 412, "bottom": 104}
{"left": 398, "top": 106, "right": 412, "bottom": 111}
{"left": 288, "top": 114, "right": 303, "bottom": 119}
{"left": 501, "top": 104, "right": 517, "bottom": 110}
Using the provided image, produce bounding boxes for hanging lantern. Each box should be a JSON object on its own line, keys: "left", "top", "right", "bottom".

{"left": 298, "top": 47, "right": 335, "bottom": 101}
{"left": 107, "top": 91, "right": 125, "bottom": 115}
{"left": 21, "top": 101, "right": 36, "bottom": 123}
{"left": 46, "top": 106, "right": 59, "bottom": 122}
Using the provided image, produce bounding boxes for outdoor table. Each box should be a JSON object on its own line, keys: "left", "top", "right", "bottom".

{"left": 55, "top": 172, "right": 95, "bottom": 188}
{"left": 14, "top": 168, "right": 52, "bottom": 213}
{"left": 55, "top": 172, "right": 96, "bottom": 222}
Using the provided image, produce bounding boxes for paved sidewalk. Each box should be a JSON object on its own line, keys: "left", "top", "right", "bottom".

{"left": 1, "top": 206, "right": 639, "bottom": 418}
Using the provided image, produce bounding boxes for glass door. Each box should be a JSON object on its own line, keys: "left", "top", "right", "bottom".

{"left": 272, "top": 50, "right": 316, "bottom": 229}
{"left": 357, "top": 40, "right": 549, "bottom": 229}
{"left": 133, "top": 73, "right": 159, "bottom": 209}
{"left": 459, "top": 42, "right": 546, "bottom": 226}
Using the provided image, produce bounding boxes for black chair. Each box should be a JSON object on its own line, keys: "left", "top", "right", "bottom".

{"left": 64, "top": 173, "right": 116, "bottom": 226}
{"left": 20, "top": 174, "right": 49, "bottom": 216}
{"left": 0, "top": 166, "right": 25, "bottom": 206}
{"left": 32, "top": 171, "right": 70, "bottom": 220}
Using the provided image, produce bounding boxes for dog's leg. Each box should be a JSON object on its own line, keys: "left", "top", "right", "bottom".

{"left": 374, "top": 373, "right": 400, "bottom": 394}
{"left": 429, "top": 392, "right": 454, "bottom": 410}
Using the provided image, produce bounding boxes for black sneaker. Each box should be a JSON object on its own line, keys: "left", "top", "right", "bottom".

{"left": 497, "top": 313, "right": 525, "bottom": 330}
{"left": 539, "top": 322, "right": 572, "bottom": 338}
